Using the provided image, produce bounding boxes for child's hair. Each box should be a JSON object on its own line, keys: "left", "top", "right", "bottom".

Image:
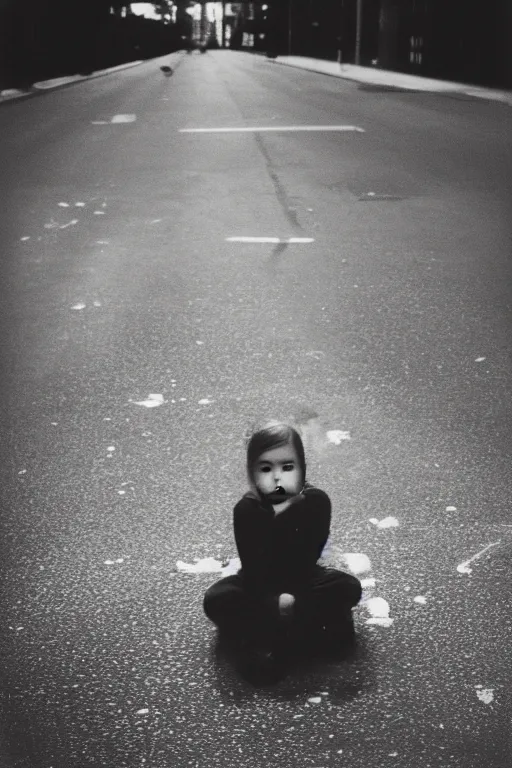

{"left": 246, "top": 421, "right": 306, "bottom": 486}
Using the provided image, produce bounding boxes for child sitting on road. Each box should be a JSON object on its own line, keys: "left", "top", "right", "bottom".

{"left": 203, "top": 420, "right": 362, "bottom": 680}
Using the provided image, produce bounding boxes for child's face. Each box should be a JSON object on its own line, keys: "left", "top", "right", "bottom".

{"left": 252, "top": 443, "right": 303, "bottom": 500}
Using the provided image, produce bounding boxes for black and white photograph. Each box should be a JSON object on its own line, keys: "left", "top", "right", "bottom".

{"left": 1, "top": 2, "right": 511, "bottom": 767}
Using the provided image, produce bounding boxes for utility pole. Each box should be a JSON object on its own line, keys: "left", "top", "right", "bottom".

{"left": 355, "top": 0, "right": 362, "bottom": 65}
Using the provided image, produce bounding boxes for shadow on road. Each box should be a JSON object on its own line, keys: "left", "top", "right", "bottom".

{"left": 207, "top": 626, "right": 377, "bottom": 703}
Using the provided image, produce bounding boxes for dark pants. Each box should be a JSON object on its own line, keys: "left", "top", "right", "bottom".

{"left": 203, "top": 566, "right": 362, "bottom": 648}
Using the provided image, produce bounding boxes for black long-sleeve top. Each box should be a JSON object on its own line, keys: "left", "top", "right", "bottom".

{"left": 233, "top": 483, "right": 331, "bottom": 596}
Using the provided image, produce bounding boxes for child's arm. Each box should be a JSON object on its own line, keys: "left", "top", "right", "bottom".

{"left": 277, "top": 487, "right": 331, "bottom": 581}
{"left": 233, "top": 496, "right": 274, "bottom": 596}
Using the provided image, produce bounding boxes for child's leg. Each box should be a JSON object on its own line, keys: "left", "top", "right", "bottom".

{"left": 294, "top": 567, "right": 362, "bottom": 641}
{"left": 203, "top": 575, "right": 279, "bottom": 647}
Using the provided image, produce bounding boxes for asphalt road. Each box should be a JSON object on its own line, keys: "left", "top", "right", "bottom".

{"left": 1, "top": 50, "right": 511, "bottom": 768}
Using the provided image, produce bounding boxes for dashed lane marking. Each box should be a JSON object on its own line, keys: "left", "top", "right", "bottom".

{"left": 180, "top": 125, "right": 365, "bottom": 133}
{"left": 226, "top": 236, "right": 314, "bottom": 244}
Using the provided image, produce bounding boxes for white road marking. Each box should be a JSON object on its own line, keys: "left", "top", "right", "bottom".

{"left": 94, "top": 211, "right": 106, "bottom": 215}
{"left": 71, "top": 302, "right": 86, "bottom": 310}
{"left": 20, "top": 236, "right": 30, "bottom": 241}
{"left": 226, "top": 236, "right": 314, "bottom": 244}
{"left": 111, "top": 114, "right": 136, "bottom": 123}
{"left": 60, "top": 219, "right": 79, "bottom": 229}
{"left": 414, "top": 596, "right": 427, "bottom": 604}
{"left": 457, "top": 541, "right": 501, "bottom": 574}
{"left": 180, "top": 125, "right": 365, "bottom": 133}
{"left": 91, "top": 121, "right": 109, "bottom": 125}
{"left": 58, "top": 202, "right": 69, "bottom": 207}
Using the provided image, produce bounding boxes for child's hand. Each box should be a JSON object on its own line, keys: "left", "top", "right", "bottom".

{"left": 278, "top": 592, "right": 296, "bottom": 618}
{"left": 272, "top": 493, "right": 304, "bottom": 514}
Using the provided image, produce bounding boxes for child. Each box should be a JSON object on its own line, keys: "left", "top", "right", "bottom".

{"left": 203, "top": 421, "right": 362, "bottom": 679}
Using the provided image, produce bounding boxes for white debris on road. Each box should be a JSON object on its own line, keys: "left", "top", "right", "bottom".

{"left": 414, "top": 596, "right": 427, "bottom": 604}
{"left": 369, "top": 516, "right": 399, "bottom": 529}
{"left": 457, "top": 541, "right": 501, "bottom": 575}
{"left": 176, "top": 557, "right": 240, "bottom": 575}
{"left": 326, "top": 429, "right": 351, "bottom": 444}
{"left": 71, "top": 302, "right": 86, "bottom": 310}
{"left": 476, "top": 688, "right": 494, "bottom": 705}
{"left": 340, "top": 552, "right": 372, "bottom": 575}
{"left": 364, "top": 597, "right": 394, "bottom": 627}
{"left": 131, "top": 394, "right": 165, "bottom": 408}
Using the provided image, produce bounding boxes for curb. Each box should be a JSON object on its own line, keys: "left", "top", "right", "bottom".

{"left": 267, "top": 56, "right": 512, "bottom": 106}
{"left": 0, "top": 52, "right": 184, "bottom": 105}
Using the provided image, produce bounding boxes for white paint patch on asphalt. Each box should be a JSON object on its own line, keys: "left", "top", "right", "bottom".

{"left": 414, "top": 596, "right": 427, "bottom": 604}
{"left": 475, "top": 357, "right": 486, "bottom": 362}
{"left": 104, "top": 558, "right": 124, "bottom": 565}
{"left": 71, "top": 302, "right": 86, "bottom": 310}
{"left": 326, "top": 429, "right": 351, "bottom": 444}
{"left": 476, "top": 687, "right": 494, "bottom": 705}
{"left": 180, "top": 125, "right": 365, "bottom": 133}
{"left": 94, "top": 211, "right": 106, "bottom": 215}
{"left": 131, "top": 394, "right": 165, "bottom": 408}
{"left": 58, "top": 202, "right": 70, "bottom": 207}
{"left": 446, "top": 505, "right": 457, "bottom": 512}
{"left": 177, "top": 557, "right": 222, "bottom": 574}
{"left": 111, "top": 114, "right": 136, "bottom": 123}
{"left": 91, "top": 120, "right": 109, "bottom": 125}
{"left": 44, "top": 219, "right": 60, "bottom": 229}
{"left": 20, "top": 236, "right": 30, "bottom": 241}
{"left": 307, "top": 697, "right": 322, "bottom": 704}
{"left": 362, "top": 593, "right": 394, "bottom": 626}
{"left": 457, "top": 541, "right": 501, "bottom": 574}
{"left": 369, "top": 516, "right": 399, "bottom": 529}
{"left": 198, "top": 398, "right": 214, "bottom": 405}
{"left": 226, "top": 236, "right": 314, "bottom": 243}
{"left": 75, "top": 202, "right": 86, "bottom": 207}
{"left": 342, "top": 552, "right": 372, "bottom": 575}
{"left": 60, "top": 219, "right": 79, "bottom": 229}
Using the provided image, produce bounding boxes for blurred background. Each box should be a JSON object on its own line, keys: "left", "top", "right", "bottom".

{"left": 1, "top": 0, "right": 511, "bottom": 92}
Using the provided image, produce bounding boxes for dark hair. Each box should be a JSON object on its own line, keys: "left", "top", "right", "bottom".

{"left": 246, "top": 421, "right": 306, "bottom": 486}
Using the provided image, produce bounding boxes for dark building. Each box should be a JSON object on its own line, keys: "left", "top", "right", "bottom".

{"left": 260, "top": 0, "right": 512, "bottom": 89}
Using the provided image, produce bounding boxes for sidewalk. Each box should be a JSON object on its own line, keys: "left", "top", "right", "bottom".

{"left": 0, "top": 52, "right": 184, "bottom": 105}
{"left": 269, "top": 55, "right": 512, "bottom": 106}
